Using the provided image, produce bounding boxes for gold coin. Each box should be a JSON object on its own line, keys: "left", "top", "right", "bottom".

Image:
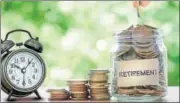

{"left": 118, "top": 88, "right": 137, "bottom": 95}
{"left": 69, "top": 84, "right": 87, "bottom": 88}
{"left": 50, "top": 95, "right": 69, "bottom": 99}
{"left": 89, "top": 80, "right": 108, "bottom": 84}
{"left": 71, "top": 94, "right": 88, "bottom": 98}
{"left": 91, "top": 94, "right": 110, "bottom": 100}
{"left": 89, "top": 69, "right": 109, "bottom": 75}
{"left": 137, "top": 89, "right": 156, "bottom": 95}
{"left": 49, "top": 98, "right": 68, "bottom": 101}
{"left": 69, "top": 87, "right": 88, "bottom": 92}
{"left": 133, "top": 41, "right": 153, "bottom": 48}
{"left": 89, "top": 75, "right": 108, "bottom": 82}
{"left": 47, "top": 89, "right": 69, "bottom": 95}
{"left": 91, "top": 90, "right": 109, "bottom": 95}
{"left": 89, "top": 83, "right": 109, "bottom": 87}
{"left": 90, "top": 85, "right": 109, "bottom": 89}
{"left": 116, "top": 48, "right": 131, "bottom": 57}
{"left": 71, "top": 98, "right": 88, "bottom": 100}
{"left": 67, "top": 79, "right": 88, "bottom": 85}
{"left": 133, "top": 25, "right": 153, "bottom": 37}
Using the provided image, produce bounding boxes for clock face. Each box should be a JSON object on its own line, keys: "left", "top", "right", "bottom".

{"left": 4, "top": 50, "right": 45, "bottom": 91}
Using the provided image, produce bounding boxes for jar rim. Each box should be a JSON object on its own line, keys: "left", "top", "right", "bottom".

{"left": 113, "top": 29, "right": 164, "bottom": 39}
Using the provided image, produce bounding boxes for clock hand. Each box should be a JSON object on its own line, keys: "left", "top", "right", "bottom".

{"left": 22, "top": 66, "right": 26, "bottom": 87}
{"left": 21, "top": 59, "right": 33, "bottom": 87}
{"left": 22, "top": 73, "right": 26, "bottom": 86}
{"left": 25, "top": 58, "right": 33, "bottom": 70}
{"left": 14, "top": 64, "right": 22, "bottom": 70}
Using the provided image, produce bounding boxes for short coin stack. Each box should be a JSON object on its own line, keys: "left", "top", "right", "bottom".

{"left": 47, "top": 89, "right": 70, "bottom": 101}
{"left": 88, "top": 70, "right": 110, "bottom": 100}
{"left": 67, "top": 79, "right": 89, "bottom": 100}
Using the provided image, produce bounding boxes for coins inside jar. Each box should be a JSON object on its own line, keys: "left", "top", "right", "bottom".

{"left": 113, "top": 25, "right": 134, "bottom": 57}
{"left": 132, "top": 25, "right": 159, "bottom": 58}
{"left": 111, "top": 24, "right": 167, "bottom": 100}
{"left": 117, "top": 85, "right": 166, "bottom": 97}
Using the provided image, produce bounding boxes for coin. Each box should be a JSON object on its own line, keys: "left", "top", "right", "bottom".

{"left": 50, "top": 95, "right": 69, "bottom": 100}
{"left": 67, "top": 79, "right": 89, "bottom": 100}
{"left": 89, "top": 75, "right": 108, "bottom": 83}
{"left": 47, "top": 89, "right": 70, "bottom": 100}
{"left": 137, "top": 89, "right": 156, "bottom": 95}
{"left": 91, "top": 94, "right": 110, "bottom": 100}
{"left": 69, "top": 86, "right": 88, "bottom": 92}
{"left": 89, "top": 69, "right": 109, "bottom": 75}
{"left": 118, "top": 88, "right": 137, "bottom": 95}
{"left": 71, "top": 97, "right": 88, "bottom": 100}
{"left": 89, "top": 83, "right": 110, "bottom": 87}
{"left": 132, "top": 25, "right": 160, "bottom": 59}
{"left": 67, "top": 79, "right": 88, "bottom": 85}
{"left": 88, "top": 69, "right": 110, "bottom": 100}
{"left": 71, "top": 92, "right": 89, "bottom": 98}
{"left": 133, "top": 25, "right": 153, "bottom": 37}
{"left": 115, "top": 46, "right": 131, "bottom": 57}
{"left": 90, "top": 88, "right": 109, "bottom": 94}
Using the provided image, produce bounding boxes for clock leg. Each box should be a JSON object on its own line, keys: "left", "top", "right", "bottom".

{"left": 34, "top": 90, "right": 42, "bottom": 100}
{"left": 7, "top": 90, "right": 15, "bottom": 101}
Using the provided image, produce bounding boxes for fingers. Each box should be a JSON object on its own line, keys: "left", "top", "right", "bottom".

{"left": 140, "top": 1, "right": 150, "bottom": 7}
{"left": 133, "top": 1, "right": 150, "bottom": 8}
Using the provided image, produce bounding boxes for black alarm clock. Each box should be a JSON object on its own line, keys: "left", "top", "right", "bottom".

{"left": 1, "top": 29, "right": 46, "bottom": 101}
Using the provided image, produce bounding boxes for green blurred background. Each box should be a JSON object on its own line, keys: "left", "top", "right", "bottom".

{"left": 1, "top": 1, "right": 179, "bottom": 87}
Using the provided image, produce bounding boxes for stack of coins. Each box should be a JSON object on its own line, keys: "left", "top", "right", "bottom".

{"left": 67, "top": 79, "right": 89, "bottom": 100}
{"left": 47, "top": 89, "right": 70, "bottom": 101}
{"left": 88, "top": 70, "right": 110, "bottom": 100}
{"left": 132, "top": 25, "right": 159, "bottom": 59}
{"left": 113, "top": 25, "right": 134, "bottom": 57}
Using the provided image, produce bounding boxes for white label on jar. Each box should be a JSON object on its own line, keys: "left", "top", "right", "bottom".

{"left": 117, "top": 58, "right": 159, "bottom": 87}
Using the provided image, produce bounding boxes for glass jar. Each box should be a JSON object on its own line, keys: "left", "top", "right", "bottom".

{"left": 111, "top": 25, "right": 167, "bottom": 102}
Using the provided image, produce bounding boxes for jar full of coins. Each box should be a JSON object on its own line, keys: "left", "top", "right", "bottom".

{"left": 111, "top": 25, "right": 168, "bottom": 102}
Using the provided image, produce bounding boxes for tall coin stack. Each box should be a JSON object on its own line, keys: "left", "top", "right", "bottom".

{"left": 88, "top": 70, "right": 110, "bottom": 100}
{"left": 67, "top": 79, "right": 89, "bottom": 100}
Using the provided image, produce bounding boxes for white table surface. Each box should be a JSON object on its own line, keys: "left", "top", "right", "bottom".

{"left": 1, "top": 86, "right": 179, "bottom": 102}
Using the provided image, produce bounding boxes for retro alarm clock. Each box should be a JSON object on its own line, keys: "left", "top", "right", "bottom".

{"left": 1, "top": 29, "right": 46, "bottom": 101}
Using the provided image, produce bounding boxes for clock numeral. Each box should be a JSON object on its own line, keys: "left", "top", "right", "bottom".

{"left": 32, "top": 62, "right": 35, "bottom": 67}
{"left": 16, "top": 80, "right": 20, "bottom": 84}
{"left": 9, "top": 69, "right": 13, "bottom": 74}
{"left": 28, "top": 79, "right": 32, "bottom": 85}
{"left": 20, "top": 57, "right": 25, "bottom": 62}
{"left": 32, "top": 75, "right": 36, "bottom": 80}
{"left": 15, "top": 58, "right": 19, "bottom": 63}
{"left": 34, "top": 68, "right": 38, "bottom": 73}
{"left": 11, "top": 64, "right": 15, "bottom": 68}
{"left": 28, "top": 58, "right": 33, "bottom": 63}
{"left": 11, "top": 76, "right": 15, "bottom": 80}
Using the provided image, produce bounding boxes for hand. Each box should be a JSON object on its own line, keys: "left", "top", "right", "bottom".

{"left": 22, "top": 73, "right": 26, "bottom": 86}
{"left": 14, "top": 64, "right": 22, "bottom": 70}
{"left": 24, "top": 58, "right": 33, "bottom": 70}
{"left": 133, "top": 1, "right": 150, "bottom": 8}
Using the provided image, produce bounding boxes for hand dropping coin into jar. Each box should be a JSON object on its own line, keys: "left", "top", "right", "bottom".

{"left": 132, "top": 1, "right": 151, "bottom": 24}
{"left": 133, "top": 1, "right": 150, "bottom": 8}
